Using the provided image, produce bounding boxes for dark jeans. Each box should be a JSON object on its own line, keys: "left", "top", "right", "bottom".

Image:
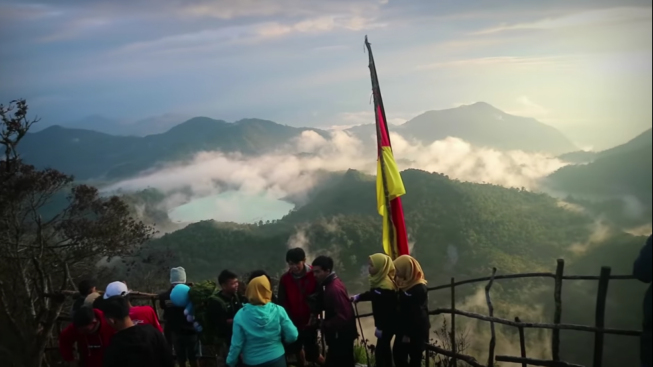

{"left": 393, "top": 336, "right": 425, "bottom": 367}
{"left": 375, "top": 332, "right": 395, "bottom": 367}
{"left": 285, "top": 329, "right": 320, "bottom": 361}
{"left": 325, "top": 337, "right": 355, "bottom": 367}
{"left": 173, "top": 332, "right": 199, "bottom": 364}
{"left": 244, "top": 355, "right": 287, "bottom": 367}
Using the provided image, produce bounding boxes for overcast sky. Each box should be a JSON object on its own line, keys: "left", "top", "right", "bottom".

{"left": 1, "top": 0, "right": 651, "bottom": 149}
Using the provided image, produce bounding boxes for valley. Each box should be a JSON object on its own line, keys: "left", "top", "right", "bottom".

{"left": 4, "top": 100, "right": 652, "bottom": 367}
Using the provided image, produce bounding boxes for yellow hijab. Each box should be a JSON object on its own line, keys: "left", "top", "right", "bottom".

{"left": 394, "top": 255, "right": 427, "bottom": 291}
{"left": 369, "top": 253, "right": 397, "bottom": 291}
{"left": 246, "top": 276, "right": 272, "bottom": 305}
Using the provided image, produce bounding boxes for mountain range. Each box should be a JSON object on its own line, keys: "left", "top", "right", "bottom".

{"left": 347, "top": 102, "right": 576, "bottom": 154}
{"left": 141, "top": 167, "right": 648, "bottom": 367}
{"left": 20, "top": 117, "right": 329, "bottom": 180}
{"left": 20, "top": 102, "right": 576, "bottom": 180}
{"left": 547, "top": 127, "right": 652, "bottom": 199}
{"left": 38, "top": 113, "right": 192, "bottom": 136}
{"left": 559, "top": 128, "right": 652, "bottom": 163}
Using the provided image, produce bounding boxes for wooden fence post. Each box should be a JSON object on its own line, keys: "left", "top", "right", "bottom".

{"left": 486, "top": 268, "right": 498, "bottom": 367}
{"left": 451, "top": 277, "right": 457, "bottom": 367}
{"left": 593, "top": 267, "right": 611, "bottom": 367}
{"left": 515, "top": 317, "right": 527, "bottom": 367}
{"left": 553, "top": 259, "right": 565, "bottom": 361}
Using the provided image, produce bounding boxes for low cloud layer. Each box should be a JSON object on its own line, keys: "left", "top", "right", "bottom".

{"left": 108, "top": 131, "right": 567, "bottom": 211}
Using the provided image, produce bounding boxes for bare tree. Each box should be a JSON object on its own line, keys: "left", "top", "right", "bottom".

{"left": 0, "top": 100, "right": 156, "bottom": 367}
{"left": 431, "top": 318, "right": 471, "bottom": 367}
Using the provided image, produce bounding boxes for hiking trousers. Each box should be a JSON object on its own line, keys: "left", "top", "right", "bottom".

{"left": 375, "top": 331, "right": 395, "bottom": 367}
{"left": 393, "top": 336, "right": 425, "bottom": 367}
{"left": 325, "top": 337, "right": 355, "bottom": 367}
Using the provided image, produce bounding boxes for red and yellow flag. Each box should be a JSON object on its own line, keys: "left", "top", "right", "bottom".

{"left": 365, "top": 36, "right": 410, "bottom": 259}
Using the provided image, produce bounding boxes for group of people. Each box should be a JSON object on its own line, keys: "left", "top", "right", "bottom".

{"left": 58, "top": 234, "right": 652, "bottom": 367}
{"left": 58, "top": 249, "right": 431, "bottom": 367}
{"left": 60, "top": 280, "right": 168, "bottom": 367}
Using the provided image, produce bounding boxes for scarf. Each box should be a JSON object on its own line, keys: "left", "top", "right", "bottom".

{"left": 369, "top": 253, "right": 397, "bottom": 291}
{"left": 394, "top": 255, "right": 427, "bottom": 292}
{"left": 246, "top": 276, "right": 272, "bottom": 305}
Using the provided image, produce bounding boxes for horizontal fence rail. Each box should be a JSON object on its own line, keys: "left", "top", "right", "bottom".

{"left": 353, "top": 260, "right": 641, "bottom": 367}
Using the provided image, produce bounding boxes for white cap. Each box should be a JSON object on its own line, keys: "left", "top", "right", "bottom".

{"left": 103, "top": 281, "right": 131, "bottom": 299}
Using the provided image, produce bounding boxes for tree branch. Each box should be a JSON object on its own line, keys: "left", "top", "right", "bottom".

{"left": 0, "top": 281, "right": 26, "bottom": 343}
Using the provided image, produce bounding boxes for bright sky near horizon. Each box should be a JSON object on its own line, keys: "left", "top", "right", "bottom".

{"left": 0, "top": 0, "right": 651, "bottom": 149}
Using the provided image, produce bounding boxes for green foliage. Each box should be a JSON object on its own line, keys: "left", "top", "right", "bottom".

{"left": 147, "top": 169, "right": 601, "bottom": 291}
{"left": 188, "top": 280, "right": 220, "bottom": 344}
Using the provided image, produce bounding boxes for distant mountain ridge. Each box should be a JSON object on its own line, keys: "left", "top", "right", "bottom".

{"left": 347, "top": 102, "right": 576, "bottom": 155}
{"left": 20, "top": 102, "right": 575, "bottom": 181}
{"left": 38, "top": 113, "right": 193, "bottom": 136}
{"left": 547, "top": 127, "right": 652, "bottom": 199}
{"left": 559, "top": 128, "right": 652, "bottom": 164}
{"left": 21, "top": 117, "right": 329, "bottom": 180}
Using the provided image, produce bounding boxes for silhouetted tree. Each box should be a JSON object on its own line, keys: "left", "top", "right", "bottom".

{"left": 0, "top": 100, "right": 156, "bottom": 367}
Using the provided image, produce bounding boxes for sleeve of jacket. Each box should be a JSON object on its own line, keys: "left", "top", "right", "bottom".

{"left": 149, "top": 307, "right": 163, "bottom": 332}
{"left": 279, "top": 306, "right": 299, "bottom": 344}
{"left": 103, "top": 345, "right": 119, "bottom": 367}
{"left": 226, "top": 314, "right": 245, "bottom": 367}
{"left": 58, "top": 324, "right": 77, "bottom": 362}
{"left": 322, "top": 284, "right": 353, "bottom": 333}
{"left": 358, "top": 290, "right": 373, "bottom": 302}
{"left": 277, "top": 276, "right": 288, "bottom": 308}
{"left": 408, "top": 285, "right": 428, "bottom": 338}
{"left": 634, "top": 235, "right": 653, "bottom": 283}
{"left": 154, "top": 327, "right": 174, "bottom": 367}
{"left": 208, "top": 298, "right": 229, "bottom": 334}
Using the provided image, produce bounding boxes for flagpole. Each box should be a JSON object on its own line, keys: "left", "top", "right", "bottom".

{"left": 365, "top": 35, "right": 398, "bottom": 260}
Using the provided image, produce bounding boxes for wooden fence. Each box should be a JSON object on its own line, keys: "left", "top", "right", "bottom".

{"left": 45, "top": 259, "right": 642, "bottom": 367}
{"left": 355, "top": 259, "right": 641, "bottom": 367}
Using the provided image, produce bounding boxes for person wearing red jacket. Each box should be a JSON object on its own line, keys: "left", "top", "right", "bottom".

{"left": 59, "top": 307, "right": 115, "bottom": 367}
{"left": 103, "top": 281, "right": 163, "bottom": 332}
{"left": 278, "top": 248, "right": 324, "bottom": 367}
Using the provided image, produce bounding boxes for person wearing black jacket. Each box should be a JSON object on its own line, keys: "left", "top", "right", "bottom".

{"left": 70, "top": 278, "right": 97, "bottom": 318}
{"left": 313, "top": 256, "right": 358, "bottom": 367}
{"left": 159, "top": 267, "right": 199, "bottom": 367}
{"left": 352, "top": 253, "right": 398, "bottom": 367}
{"left": 393, "top": 255, "right": 430, "bottom": 367}
{"left": 207, "top": 269, "right": 247, "bottom": 365}
{"left": 102, "top": 295, "right": 173, "bottom": 367}
{"left": 634, "top": 235, "right": 652, "bottom": 367}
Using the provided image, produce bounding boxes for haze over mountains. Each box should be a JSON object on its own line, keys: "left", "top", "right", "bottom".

{"left": 347, "top": 102, "right": 577, "bottom": 155}
{"left": 44, "top": 113, "right": 193, "bottom": 137}
{"left": 548, "top": 127, "right": 652, "bottom": 199}
{"left": 21, "top": 102, "right": 577, "bottom": 181}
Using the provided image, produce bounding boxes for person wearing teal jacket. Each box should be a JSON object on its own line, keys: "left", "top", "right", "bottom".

{"left": 227, "top": 276, "right": 298, "bottom": 367}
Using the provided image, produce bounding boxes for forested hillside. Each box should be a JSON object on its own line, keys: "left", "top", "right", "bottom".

{"left": 559, "top": 128, "right": 652, "bottom": 164}
{"left": 548, "top": 143, "right": 652, "bottom": 199}
{"left": 148, "top": 169, "right": 610, "bottom": 284}
{"left": 144, "top": 168, "right": 649, "bottom": 366}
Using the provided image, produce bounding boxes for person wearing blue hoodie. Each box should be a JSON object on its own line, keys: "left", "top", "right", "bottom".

{"left": 227, "top": 275, "right": 299, "bottom": 367}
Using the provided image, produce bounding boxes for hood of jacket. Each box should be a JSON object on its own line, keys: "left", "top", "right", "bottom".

{"left": 237, "top": 303, "right": 282, "bottom": 337}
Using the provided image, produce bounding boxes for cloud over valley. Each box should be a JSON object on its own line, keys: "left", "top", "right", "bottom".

{"left": 108, "top": 130, "right": 568, "bottom": 209}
